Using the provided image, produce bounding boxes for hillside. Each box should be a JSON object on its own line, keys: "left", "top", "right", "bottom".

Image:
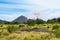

{"left": 0, "top": 20, "right": 8, "bottom": 23}
{"left": 13, "top": 15, "right": 27, "bottom": 23}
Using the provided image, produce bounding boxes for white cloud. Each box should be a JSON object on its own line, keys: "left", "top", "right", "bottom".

{"left": 0, "top": 0, "right": 60, "bottom": 21}
{"left": 0, "top": 13, "right": 23, "bottom": 21}
{"left": 26, "top": 0, "right": 60, "bottom": 9}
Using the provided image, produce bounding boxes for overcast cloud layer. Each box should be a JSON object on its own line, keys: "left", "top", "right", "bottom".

{"left": 0, "top": 0, "right": 60, "bottom": 21}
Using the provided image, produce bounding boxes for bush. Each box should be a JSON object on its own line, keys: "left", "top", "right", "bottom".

{"left": 2, "top": 30, "right": 9, "bottom": 36}
{"left": 27, "top": 19, "right": 36, "bottom": 26}
{"left": 7, "top": 25, "right": 17, "bottom": 33}
{"left": 19, "top": 24, "right": 25, "bottom": 28}
{"left": 52, "top": 24, "right": 60, "bottom": 30}
{"left": 54, "top": 29, "right": 60, "bottom": 38}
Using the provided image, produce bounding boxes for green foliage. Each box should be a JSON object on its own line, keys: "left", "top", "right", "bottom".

{"left": 47, "top": 17, "right": 60, "bottom": 23}
{"left": 7, "top": 26, "right": 13, "bottom": 33}
{"left": 54, "top": 29, "right": 60, "bottom": 38}
{"left": 57, "top": 18, "right": 60, "bottom": 23}
{"left": 27, "top": 19, "right": 46, "bottom": 26}
{"left": 47, "top": 18, "right": 57, "bottom": 23}
{"left": 52, "top": 24, "right": 60, "bottom": 38}
{"left": 52, "top": 24, "right": 60, "bottom": 30}
{"left": 0, "top": 32, "right": 1, "bottom": 35}
{"left": 0, "top": 24, "right": 60, "bottom": 40}
{"left": 36, "top": 18, "right": 46, "bottom": 24}
{"left": 7, "top": 25, "right": 19, "bottom": 33}
{"left": 19, "top": 24, "right": 25, "bottom": 28}
{"left": 12, "top": 22, "right": 19, "bottom": 24}
{"left": 27, "top": 19, "right": 36, "bottom": 26}
{"left": 4, "top": 22, "right": 11, "bottom": 24}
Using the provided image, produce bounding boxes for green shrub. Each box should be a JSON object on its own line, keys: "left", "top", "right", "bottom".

{"left": 27, "top": 19, "right": 36, "bottom": 26}
{"left": 54, "top": 29, "right": 60, "bottom": 38}
{"left": 19, "top": 24, "right": 25, "bottom": 28}
{"left": 7, "top": 25, "right": 17, "bottom": 33}
{"left": 52, "top": 24, "right": 60, "bottom": 30}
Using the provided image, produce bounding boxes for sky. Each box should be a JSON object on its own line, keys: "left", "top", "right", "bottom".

{"left": 0, "top": 0, "right": 60, "bottom": 21}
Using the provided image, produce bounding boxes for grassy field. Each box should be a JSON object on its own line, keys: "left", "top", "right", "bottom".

{"left": 0, "top": 24, "right": 60, "bottom": 40}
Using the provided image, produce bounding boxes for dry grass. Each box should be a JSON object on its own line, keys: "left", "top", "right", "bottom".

{"left": 0, "top": 24, "right": 59, "bottom": 40}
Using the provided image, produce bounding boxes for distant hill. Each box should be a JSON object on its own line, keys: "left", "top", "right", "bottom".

{"left": 13, "top": 15, "right": 28, "bottom": 23}
{"left": 0, "top": 20, "right": 8, "bottom": 23}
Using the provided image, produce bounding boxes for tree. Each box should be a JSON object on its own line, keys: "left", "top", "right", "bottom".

{"left": 12, "top": 22, "right": 19, "bottom": 24}
{"left": 52, "top": 24, "right": 60, "bottom": 30}
{"left": 47, "top": 18, "right": 57, "bottom": 23}
{"left": 27, "top": 19, "right": 36, "bottom": 26}
{"left": 57, "top": 18, "right": 60, "bottom": 23}
{"left": 36, "top": 18, "right": 46, "bottom": 24}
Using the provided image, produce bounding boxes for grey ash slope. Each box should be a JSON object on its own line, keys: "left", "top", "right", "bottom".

{"left": 13, "top": 15, "right": 28, "bottom": 23}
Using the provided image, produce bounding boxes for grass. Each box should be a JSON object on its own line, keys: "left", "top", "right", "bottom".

{"left": 0, "top": 24, "right": 60, "bottom": 40}
{"left": 0, "top": 32, "right": 56, "bottom": 40}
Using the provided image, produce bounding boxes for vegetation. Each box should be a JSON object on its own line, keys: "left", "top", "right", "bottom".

{"left": 0, "top": 18, "right": 60, "bottom": 40}
{"left": 0, "top": 24, "right": 59, "bottom": 40}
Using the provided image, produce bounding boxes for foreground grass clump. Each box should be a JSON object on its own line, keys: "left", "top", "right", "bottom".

{"left": 7, "top": 25, "right": 19, "bottom": 33}
{"left": 0, "top": 32, "right": 56, "bottom": 40}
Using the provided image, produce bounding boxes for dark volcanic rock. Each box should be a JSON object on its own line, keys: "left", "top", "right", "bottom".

{"left": 30, "top": 28, "right": 49, "bottom": 32}
{"left": 20, "top": 28, "right": 49, "bottom": 32}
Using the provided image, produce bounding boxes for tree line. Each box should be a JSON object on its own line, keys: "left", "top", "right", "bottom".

{"left": 0, "top": 17, "right": 60, "bottom": 25}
